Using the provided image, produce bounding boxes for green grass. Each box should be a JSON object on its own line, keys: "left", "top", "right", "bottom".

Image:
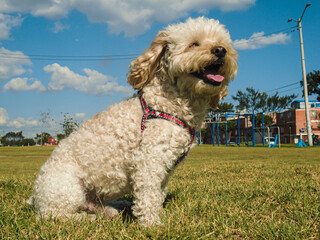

{"left": 0, "top": 145, "right": 319, "bottom": 239}
{"left": 0, "top": 146, "right": 54, "bottom": 177}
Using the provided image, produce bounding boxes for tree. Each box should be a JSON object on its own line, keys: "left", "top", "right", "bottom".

{"left": 232, "top": 87, "right": 267, "bottom": 113}
{"left": 3, "top": 131, "right": 24, "bottom": 141}
{"left": 1, "top": 131, "right": 22, "bottom": 146}
{"left": 301, "top": 70, "right": 320, "bottom": 101}
{"left": 263, "top": 92, "right": 297, "bottom": 115}
{"left": 216, "top": 102, "right": 234, "bottom": 112}
{"left": 0, "top": 131, "right": 35, "bottom": 146}
{"left": 277, "top": 93, "right": 297, "bottom": 110}
{"left": 251, "top": 114, "right": 274, "bottom": 127}
{"left": 219, "top": 120, "right": 237, "bottom": 144}
{"left": 263, "top": 92, "right": 280, "bottom": 114}
{"left": 232, "top": 88, "right": 297, "bottom": 114}
{"left": 39, "top": 111, "right": 54, "bottom": 145}
{"left": 35, "top": 132, "right": 52, "bottom": 145}
{"left": 60, "top": 113, "right": 79, "bottom": 139}
{"left": 21, "top": 138, "right": 36, "bottom": 146}
{"left": 56, "top": 133, "right": 65, "bottom": 141}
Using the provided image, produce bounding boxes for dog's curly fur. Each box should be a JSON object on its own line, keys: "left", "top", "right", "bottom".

{"left": 27, "top": 17, "right": 238, "bottom": 226}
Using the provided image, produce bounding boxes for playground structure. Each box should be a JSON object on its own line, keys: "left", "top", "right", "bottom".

{"left": 268, "top": 134, "right": 279, "bottom": 148}
{"left": 203, "top": 112, "right": 281, "bottom": 148}
{"left": 296, "top": 128, "right": 308, "bottom": 147}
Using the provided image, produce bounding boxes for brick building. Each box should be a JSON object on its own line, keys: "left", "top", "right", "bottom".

{"left": 276, "top": 100, "right": 320, "bottom": 144}
{"left": 202, "top": 100, "right": 320, "bottom": 145}
{"left": 47, "top": 137, "right": 58, "bottom": 145}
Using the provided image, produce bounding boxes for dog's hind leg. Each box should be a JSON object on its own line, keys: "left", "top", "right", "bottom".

{"left": 79, "top": 201, "right": 119, "bottom": 218}
{"left": 31, "top": 162, "right": 87, "bottom": 219}
{"left": 78, "top": 189, "right": 118, "bottom": 218}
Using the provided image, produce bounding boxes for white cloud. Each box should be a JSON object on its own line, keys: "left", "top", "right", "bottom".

{"left": 74, "top": 0, "right": 256, "bottom": 36}
{"left": 45, "top": 63, "right": 132, "bottom": 95}
{"left": 234, "top": 31, "right": 291, "bottom": 50}
{"left": 75, "top": 112, "right": 86, "bottom": 118}
{"left": 0, "top": 0, "right": 71, "bottom": 19}
{"left": 0, "top": 62, "right": 131, "bottom": 95}
{"left": 0, "top": 107, "right": 41, "bottom": 134}
{"left": 7, "top": 117, "right": 24, "bottom": 128}
{"left": 170, "top": 0, "right": 255, "bottom": 12}
{"left": 0, "top": 47, "right": 32, "bottom": 83}
{"left": 25, "top": 119, "right": 40, "bottom": 126}
{"left": 6, "top": 117, "right": 40, "bottom": 128}
{"left": 3, "top": 77, "right": 46, "bottom": 92}
{"left": 0, "top": 0, "right": 256, "bottom": 36}
{"left": 52, "top": 21, "right": 70, "bottom": 33}
{"left": 0, "top": 13, "right": 23, "bottom": 40}
{"left": 0, "top": 107, "right": 9, "bottom": 126}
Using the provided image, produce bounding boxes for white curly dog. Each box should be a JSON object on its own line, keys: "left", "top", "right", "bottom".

{"left": 27, "top": 17, "right": 238, "bottom": 227}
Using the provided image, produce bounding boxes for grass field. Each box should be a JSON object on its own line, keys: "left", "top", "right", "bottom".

{"left": 0, "top": 145, "right": 319, "bottom": 239}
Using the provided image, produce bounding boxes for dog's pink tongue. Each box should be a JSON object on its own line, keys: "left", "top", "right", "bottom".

{"left": 206, "top": 73, "right": 224, "bottom": 82}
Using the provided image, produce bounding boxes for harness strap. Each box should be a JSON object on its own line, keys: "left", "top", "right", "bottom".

{"left": 140, "top": 94, "right": 195, "bottom": 166}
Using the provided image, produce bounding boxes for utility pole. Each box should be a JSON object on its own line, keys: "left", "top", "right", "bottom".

{"left": 288, "top": 3, "right": 313, "bottom": 146}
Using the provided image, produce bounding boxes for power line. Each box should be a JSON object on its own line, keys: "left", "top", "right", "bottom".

{"left": 0, "top": 53, "right": 138, "bottom": 61}
{"left": 277, "top": 86, "right": 301, "bottom": 94}
{"left": 1, "top": 53, "right": 138, "bottom": 58}
{"left": 224, "top": 81, "right": 302, "bottom": 102}
{"left": 265, "top": 81, "right": 300, "bottom": 93}
{"left": 0, "top": 26, "right": 298, "bottom": 62}
{"left": 0, "top": 56, "right": 136, "bottom": 61}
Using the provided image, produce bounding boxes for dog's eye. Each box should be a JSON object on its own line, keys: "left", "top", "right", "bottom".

{"left": 190, "top": 42, "right": 199, "bottom": 48}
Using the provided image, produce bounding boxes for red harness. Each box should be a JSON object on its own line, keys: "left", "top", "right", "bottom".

{"left": 139, "top": 94, "right": 195, "bottom": 166}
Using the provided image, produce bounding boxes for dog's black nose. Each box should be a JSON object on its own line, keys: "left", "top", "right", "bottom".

{"left": 212, "top": 46, "right": 227, "bottom": 58}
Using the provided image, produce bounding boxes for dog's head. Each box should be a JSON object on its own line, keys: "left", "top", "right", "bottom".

{"left": 127, "top": 17, "right": 238, "bottom": 109}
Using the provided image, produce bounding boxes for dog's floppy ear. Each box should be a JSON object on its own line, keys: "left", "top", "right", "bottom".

{"left": 210, "top": 86, "right": 229, "bottom": 109}
{"left": 127, "top": 31, "right": 168, "bottom": 90}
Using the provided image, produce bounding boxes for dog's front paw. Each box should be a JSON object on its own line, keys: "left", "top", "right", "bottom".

{"left": 138, "top": 215, "right": 163, "bottom": 227}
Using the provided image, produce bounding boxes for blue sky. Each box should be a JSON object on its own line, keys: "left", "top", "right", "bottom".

{"left": 0, "top": 0, "right": 319, "bottom": 138}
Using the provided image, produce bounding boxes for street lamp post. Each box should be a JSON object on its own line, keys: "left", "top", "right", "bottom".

{"left": 288, "top": 3, "right": 313, "bottom": 146}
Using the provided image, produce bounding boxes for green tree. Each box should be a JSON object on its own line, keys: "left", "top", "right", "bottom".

{"left": 263, "top": 92, "right": 297, "bottom": 115}
{"left": 39, "top": 111, "right": 54, "bottom": 145}
{"left": 35, "top": 132, "right": 52, "bottom": 145}
{"left": 263, "top": 92, "right": 280, "bottom": 114}
{"left": 0, "top": 131, "right": 35, "bottom": 146}
{"left": 301, "top": 70, "right": 320, "bottom": 101}
{"left": 56, "top": 133, "right": 65, "bottom": 141}
{"left": 232, "top": 87, "right": 267, "bottom": 113}
{"left": 21, "top": 138, "right": 36, "bottom": 146}
{"left": 3, "top": 131, "right": 24, "bottom": 141}
{"left": 278, "top": 94, "right": 297, "bottom": 110}
{"left": 60, "top": 113, "right": 79, "bottom": 138}
{"left": 232, "top": 88, "right": 297, "bottom": 114}
{"left": 251, "top": 114, "right": 274, "bottom": 127}
{"left": 219, "top": 120, "right": 237, "bottom": 143}
{"left": 216, "top": 102, "right": 234, "bottom": 112}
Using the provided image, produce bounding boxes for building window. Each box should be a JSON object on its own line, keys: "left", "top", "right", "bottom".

{"left": 287, "top": 111, "right": 292, "bottom": 120}
{"left": 311, "top": 110, "right": 317, "bottom": 119}
{"left": 280, "top": 113, "right": 284, "bottom": 120}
